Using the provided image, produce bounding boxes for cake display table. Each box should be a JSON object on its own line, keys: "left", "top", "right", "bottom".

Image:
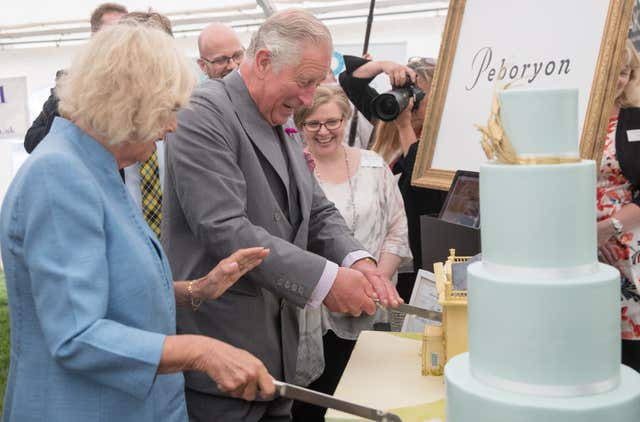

{"left": 325, "top": 331, "right": 445, "bottom": 422}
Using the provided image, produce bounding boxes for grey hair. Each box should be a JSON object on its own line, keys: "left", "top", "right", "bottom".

{"left": 246, "top": 9, "right": 332, "bottom": 71}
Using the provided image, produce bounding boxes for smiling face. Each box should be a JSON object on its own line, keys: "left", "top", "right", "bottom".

{"left": 302, "top": 101, "right": 346, "bottom": 158}
{"left": 198, "top": 24, "right": 244, "bottom": 79}
{"left": 254, "top": 41, "right": 332, "bottom": 126}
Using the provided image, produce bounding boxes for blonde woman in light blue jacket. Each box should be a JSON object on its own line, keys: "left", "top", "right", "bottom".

{"left": 0, "top": 23, "right": 273, "bottom": 422}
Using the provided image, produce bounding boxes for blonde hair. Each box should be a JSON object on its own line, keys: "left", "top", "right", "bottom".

{"left": 370, "top": 121, "right": 400, "bottom": 163}
{"left": 617, "top": 39, "right": 640, "bottom": 109}
{"left": 293, "top": 85, "right": 352, "bottom": 129}
{"left": 371, "top": 58, "right": 436, "bottom": 163}
{"left": 57, "top": 23, "right": 196, "bottom": 146}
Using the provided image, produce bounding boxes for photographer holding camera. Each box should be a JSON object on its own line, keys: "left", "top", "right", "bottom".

{"left": 339, "top": 55, "right": 447, "bottom": 296}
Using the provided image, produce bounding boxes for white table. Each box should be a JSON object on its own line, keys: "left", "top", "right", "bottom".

{"left": 325, "top": 331, "right": 446, "bottom": 422}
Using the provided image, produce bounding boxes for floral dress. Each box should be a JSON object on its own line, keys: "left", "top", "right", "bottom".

{"left": 597, "top": 115, "right": 640, "bottom": 340}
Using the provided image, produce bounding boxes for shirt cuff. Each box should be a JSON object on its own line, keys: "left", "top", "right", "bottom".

{"left": 341, "top": 250, "right": 374, "bottom": 268}
{"left": 306, "top": 251, "right": 374, "bottom": 308}
{"left": 307, "top": 260, "right": 339, "bottom": 308}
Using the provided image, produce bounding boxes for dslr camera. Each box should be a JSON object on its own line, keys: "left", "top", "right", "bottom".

{"left": 371, "top": 75, "right": 425, "bottom": 122}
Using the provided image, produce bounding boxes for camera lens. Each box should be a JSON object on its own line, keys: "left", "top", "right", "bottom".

{"left": 374, "top": 94, "right": 400, "bottom": 121}
{"left": 371, "top": 88, "right": 411, "bottom": 122}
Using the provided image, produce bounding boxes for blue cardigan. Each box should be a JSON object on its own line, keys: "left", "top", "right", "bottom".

{"left": 0, "top": 118, "right": 187, "bottom": 421}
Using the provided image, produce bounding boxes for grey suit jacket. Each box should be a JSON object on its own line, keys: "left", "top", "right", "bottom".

{"left": 162, "top": 71, "right": 362, "bottom": 395}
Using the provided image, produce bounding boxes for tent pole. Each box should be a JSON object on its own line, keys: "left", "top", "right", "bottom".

{"left": 348, "top": 0, "right": 376, "bottom": 147}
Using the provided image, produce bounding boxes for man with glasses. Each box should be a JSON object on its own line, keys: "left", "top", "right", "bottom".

{"left": 197, "top": 23, "right": 244, "bottom": 79}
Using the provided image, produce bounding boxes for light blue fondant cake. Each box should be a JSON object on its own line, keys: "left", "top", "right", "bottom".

{"left": 445, "top": 88, "right": 640, "bottom": 421}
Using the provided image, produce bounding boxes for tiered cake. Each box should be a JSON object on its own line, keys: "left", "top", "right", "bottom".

{"left": 445, "top": 88, "right": 640, "bottom": 421}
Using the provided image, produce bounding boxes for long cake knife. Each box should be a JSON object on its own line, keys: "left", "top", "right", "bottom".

{"left": 273, "top": 380, "right": 402, "bottom": 422}
{"left": 375, "top": 299, "right": 443, "bottom": 322}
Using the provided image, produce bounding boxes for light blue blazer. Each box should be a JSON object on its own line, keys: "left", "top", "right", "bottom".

{"left": 0, "top": 118, "right": 187, "bottom": 421}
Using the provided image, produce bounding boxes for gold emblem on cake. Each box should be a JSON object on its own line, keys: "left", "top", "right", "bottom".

{"left": 476, "top": 84, "right": 581, "bottom": 165}
{"left": 475, "top": 83, "right": 519, "bottom": 164}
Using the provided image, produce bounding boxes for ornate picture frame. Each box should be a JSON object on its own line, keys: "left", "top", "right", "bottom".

{"left": 412, "top": 0, "right": 634, "bottom": 190}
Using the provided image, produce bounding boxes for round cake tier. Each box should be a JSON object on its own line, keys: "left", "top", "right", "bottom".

{"left": 467, "top": 262, "right": 620, "bottom": 393}
{"left": 446, "top": 354, "right": 640, "bottom": 422}
{"left": 499, "top": 88, "right": 578, "bottom": 158}
{"left": 480, "top": 161, "right": 597, "bottom": 268}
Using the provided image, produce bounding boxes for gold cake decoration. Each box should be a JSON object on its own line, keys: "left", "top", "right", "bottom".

{"left": 475, "top": 83, "right": 519, "bottom": 164}
{"left": 475, "top": 83, "right": 581, "bottom": 165}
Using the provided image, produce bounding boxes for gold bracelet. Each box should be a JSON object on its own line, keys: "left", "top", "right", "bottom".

{"left": 187, "top": 281, "right": 203, "bottom": 311}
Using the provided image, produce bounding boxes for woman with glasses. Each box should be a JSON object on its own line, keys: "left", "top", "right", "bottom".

{"left": 339, "top": 55, "right": 447, "bottom": 296}
{"left": 291, "top": 85, "right": 411, "bottom": 422}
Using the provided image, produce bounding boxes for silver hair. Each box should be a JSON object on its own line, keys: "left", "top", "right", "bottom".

{"left": 246, "top": 9, "right": 332, "bottom": 71}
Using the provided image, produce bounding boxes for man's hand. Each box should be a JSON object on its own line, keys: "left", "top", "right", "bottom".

{"left": 351, "top": 259, "right": 403, "bottom": 308}
{"left": 323, "top": 267, "right": 377, "bottom": 316}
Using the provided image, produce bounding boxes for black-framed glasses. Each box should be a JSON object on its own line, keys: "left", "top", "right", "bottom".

{"left": 302, "top": 118, "right": 344, "bottom": 132}
{"left": 200, "top": 49, "right": 245, "bottom": 67}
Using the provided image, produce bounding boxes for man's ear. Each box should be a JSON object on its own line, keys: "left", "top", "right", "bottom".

{"left": 254, "top": 48, "right": 272, "bottom": 80}
{"left": 196, "top": 59, "right": 207, "bottom": 75}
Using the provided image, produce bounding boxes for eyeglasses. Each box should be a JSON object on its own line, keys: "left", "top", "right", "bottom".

{"left": 302, "top": 118, "right": 343, "bottom": 132}
{"left": 407, "top": 56, "right": 437, "bottom": 66}
{"left": 200, "top": 50, "right": 245, "bottom": 67}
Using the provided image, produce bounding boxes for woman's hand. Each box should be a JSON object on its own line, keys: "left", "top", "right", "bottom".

{"left": 200, "top": 338, "right": 275, "bottom": 401}
{"left": 351, "top": 59, "right": 415, "bottom": 85}
{"left": 194, "top": 247, "right": 269, "bottom": 300}
{"left": 598, "top": 239, "right": 625, "bottom": 266}
{"left": 392, "top": 97, "right": 414, "bottom": 130}
{"left": 159, "top": 335, "right": 275, "bottom": 401}
{"left": 380, "top": 62, "right": 416, "bottom": 87}
{"left": 597, "top": 219, "right": 616, "bottom": 247}
{"left": 598, "top": 241, "right": 622, "bottom": 265}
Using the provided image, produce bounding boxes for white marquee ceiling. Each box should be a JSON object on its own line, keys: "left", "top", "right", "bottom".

{"left": 0, "top": 0, "right": 448, "bottom": 48}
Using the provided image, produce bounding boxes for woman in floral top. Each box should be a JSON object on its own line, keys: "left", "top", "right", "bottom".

{"left": 597, "top": 40, "right": 640, "bottom": 371}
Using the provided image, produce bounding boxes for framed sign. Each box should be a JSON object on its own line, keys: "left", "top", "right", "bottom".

{"left": 401, "top": 269, "right": 442, "bottom": 333}
{"left": 412, "top": 0, "right": 634, "bottom": 190}
{"left": 0, "top": 77, "right": 29, "bottom": 139}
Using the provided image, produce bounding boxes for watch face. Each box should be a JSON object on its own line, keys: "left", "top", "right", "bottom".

{"left": 612, "top": 218, "right": 623, "bottom": 234}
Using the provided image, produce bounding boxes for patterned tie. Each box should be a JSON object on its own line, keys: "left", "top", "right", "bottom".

{"left": 139, "top": 149, "right": 162, "bottom": 238}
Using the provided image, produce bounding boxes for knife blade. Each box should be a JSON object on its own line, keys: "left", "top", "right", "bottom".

{"left": 273, "top": 380, "right": 402, "bottom": 422}
{"left": 375, "top": 299, "right": 442, "bottom": 322}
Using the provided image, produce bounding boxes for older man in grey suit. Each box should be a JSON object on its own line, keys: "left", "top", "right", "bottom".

{"left": 162, "top": 9, "right": 402, "bottom": 421}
